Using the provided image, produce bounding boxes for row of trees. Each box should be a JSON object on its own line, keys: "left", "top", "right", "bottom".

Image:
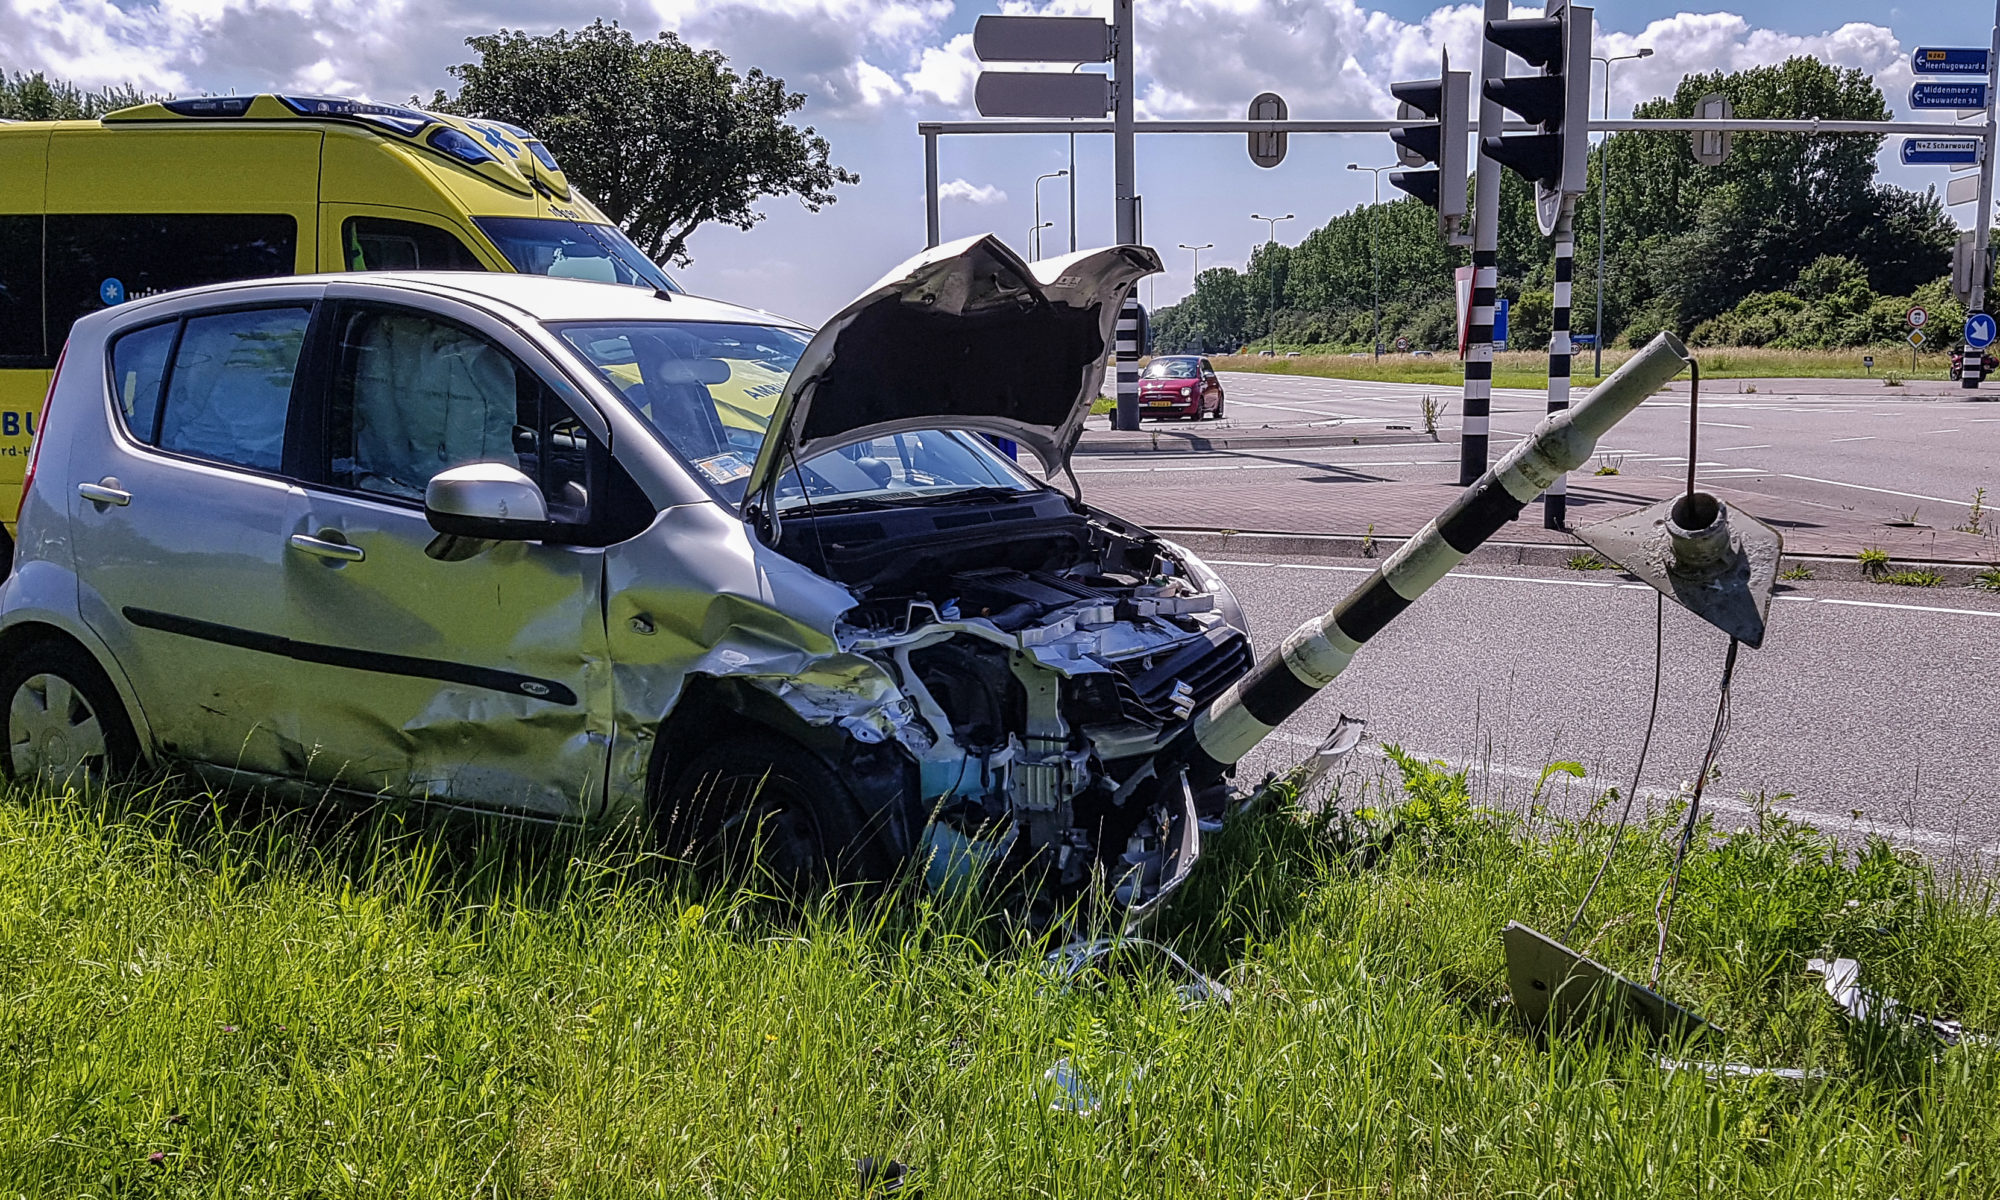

{"left": 1152, "top": 57, "right": 1964, "bottom": 355}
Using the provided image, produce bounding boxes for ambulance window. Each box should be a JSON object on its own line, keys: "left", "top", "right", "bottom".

{"left": 0, "top": 215, "right": 43, "bottom": 367}
{"left": 343, "top": 217, "right": 484, "bottom": 272}
{"left": 44, "top": 214, "right": 297, "bottom": 348}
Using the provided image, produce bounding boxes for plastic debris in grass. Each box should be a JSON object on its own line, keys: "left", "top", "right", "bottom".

{"left": 1041, "top": 1055, "right": 1146, "bottom": 1115}
{"left": 1658, "top": 1057, "right": 1826, "bottom": 1083}
{"left": 1045, "top": 935, "right": 1233, "bottom": 1008}
{"left": 1806, "top": 957, "right": 1986, "bottom": 1047}
{"left": 856, "top": 1156, "right": 918, "bottom": 1197}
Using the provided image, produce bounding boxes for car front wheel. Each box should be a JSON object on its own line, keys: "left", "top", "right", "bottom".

{"left": 657, "top": 731, "right": 891, "bottom": 890}
{"left": 0, "top": 640, "right": 139, "bottom": 786}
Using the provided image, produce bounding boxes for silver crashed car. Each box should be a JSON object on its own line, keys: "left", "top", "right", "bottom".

{"left": 0, "top": 235, "right": 1252, "bottom": 912}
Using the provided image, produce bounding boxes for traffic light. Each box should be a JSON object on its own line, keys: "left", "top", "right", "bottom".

{"left": 1388, "top": 52, "right": 1470, "bottom": 245}
{"left": 1481, "top": 0, "right": 1592, "bottom": 235}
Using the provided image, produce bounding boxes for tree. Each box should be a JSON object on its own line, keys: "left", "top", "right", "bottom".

{"left": 433, "top": 20, "right": 858, "bottom": 267}
{"left": 1600, "top": 56, "right": 1953, "bottom": 334}
{"left": 0, "top": 71, "right": 161, "bottom": 120}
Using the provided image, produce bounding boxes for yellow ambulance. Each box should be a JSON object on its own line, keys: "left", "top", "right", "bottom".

{"left": 0, "top": 92, "right": 682, "bottom": 553}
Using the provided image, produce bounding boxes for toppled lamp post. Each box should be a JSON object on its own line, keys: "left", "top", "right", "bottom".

{"left": 1161, "top": 330, "right": 1697, "bottom": 785}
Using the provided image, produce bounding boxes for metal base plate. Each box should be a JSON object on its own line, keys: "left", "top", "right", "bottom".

{"left": 1503, "top": 921, "right": 1716, "bottom": 1041}
{"left": 1575, "top": 496, "right": 1783, "bottom": 648}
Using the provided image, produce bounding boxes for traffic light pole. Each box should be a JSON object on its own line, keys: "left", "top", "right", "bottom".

{"left": 1461, "top": 0, "right": 1509, "bottom": 487}
{"left": 1544, "top": 198, "right": 1576, "bottom": 528}
{"left": 1112, "top": 0, "right": 1143, "bottom": 430}
{"left": 1966, "top": 4, "right": 1998, "bottom": 389}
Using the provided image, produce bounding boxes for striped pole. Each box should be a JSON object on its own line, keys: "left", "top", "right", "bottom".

{"left": 1461, "top": 0, "right": 1508, "bottom": 486}
{"left": 1115, "top": 297, "right": 1141, "bottom": 430}
{"left": 1173, "top": 331, "right": 1694, "bottom": 783}
{"left": 1462, "top": 249, "right": 1497, "bottom": 485}
{"left": 1545, "top": 198, "right": 1576, "bottom": 529}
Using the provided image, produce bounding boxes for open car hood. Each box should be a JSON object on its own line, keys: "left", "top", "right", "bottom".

{"left": 745, "top": 235, "right": 1160, "bottom": 498}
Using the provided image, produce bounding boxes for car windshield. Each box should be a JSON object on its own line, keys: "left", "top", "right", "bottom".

{"left": 552, "top": 320, "right": 1037, "bottom": 509}
{"left": 1144, "top": 358, "right": 1198, "bottom": 379}
{"left": 772, "top": 430, "right": 1036, "bottom": 513}
{"left": 475, "top": 217, "right": 681, "bottom": 292}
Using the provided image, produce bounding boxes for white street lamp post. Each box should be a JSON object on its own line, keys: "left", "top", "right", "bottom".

{"left": 1032, "top": 169, "right": 1068, "bottom": 260}
{"left": 1592, "top": 47, "right": 1652, "bottom": 376}
{"left": 1249, "top": 212, "right": 1295, "bottom": 342}
{"left": 1177, "top": 241, "right": 1213, "bottom": 283}
{"left": 1348, "top": 163, "right": 1396, "bottom": 359}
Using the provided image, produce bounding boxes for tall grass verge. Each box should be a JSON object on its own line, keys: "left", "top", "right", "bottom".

{"left": 1, "top": 766, "right": 1995, "bottom": 1197}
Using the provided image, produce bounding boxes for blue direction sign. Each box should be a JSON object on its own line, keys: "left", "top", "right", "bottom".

{"left": 1901, "top": 137, "right": 1982, "bottom": 166}
{"left": 1968, "top": 313, "right": 1998, "bottom": 350}
{"left": 1911, "top": 81, "right": 1990, "bottom": 109}
{"left": 1912, "top": 47, "right": 1991, "bottom": 75}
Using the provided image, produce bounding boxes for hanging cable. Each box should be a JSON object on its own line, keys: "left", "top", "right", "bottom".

{"left": 1650, "top": 636, "right": 1739, "bottom": 990}
{"left": 1561, "top": 590, "right": 1664, "bottom": 945}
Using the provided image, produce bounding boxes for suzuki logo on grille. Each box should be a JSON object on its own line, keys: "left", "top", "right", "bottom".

{"left": 1169, "top": 679, "right": 1195, "bottom": 720}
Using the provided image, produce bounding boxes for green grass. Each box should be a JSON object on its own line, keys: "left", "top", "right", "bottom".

{"left": 1213, "top": 347, "right": 1956, "bottom": 387}
{"left": 3, "top": 765, "right": 1998, "bottom": 1197}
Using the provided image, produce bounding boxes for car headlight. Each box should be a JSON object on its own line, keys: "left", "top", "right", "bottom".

{"left": 1158, "top": 539, "right": 1253, "bottom": 654}
{"left": 1180, "top": 385, "right": 1193, "bottom": 397}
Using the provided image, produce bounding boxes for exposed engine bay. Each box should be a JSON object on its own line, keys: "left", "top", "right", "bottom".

{"left": 767, "top": 485, "right": 1251, "bottom": 914}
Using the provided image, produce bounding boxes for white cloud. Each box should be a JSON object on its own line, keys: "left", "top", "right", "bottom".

{"left": 1594, "top": 15, "right": 1906, "bottom": 118}
{"left": 904, "top": 32, "right": 979, "bottom": 107}
{"left": 0, "top": 0, "right": 956, "bottom": 116}
{"left": 939, "top": 177, "right": 1007, "bottom": 204}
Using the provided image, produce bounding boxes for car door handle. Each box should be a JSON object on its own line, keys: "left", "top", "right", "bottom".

{"left": 289, "top": 533, "right": 365, "bottom": 563}
{"left": 77, "top": 480, "right": 131, "bottom": 507}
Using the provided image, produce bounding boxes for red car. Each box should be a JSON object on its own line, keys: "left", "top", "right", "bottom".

{"left": 1139, "top": 355, "right": 1226, "bottom": 419}
{"left": 1951, "top": 347, "right": 1998, "bottom": 380}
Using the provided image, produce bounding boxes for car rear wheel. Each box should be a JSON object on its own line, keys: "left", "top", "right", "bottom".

{"left": 0, "top": 640, "right": 139, "bottom": 787}
{"left": 657, "top": 731, "right": 889, "bottom": 891}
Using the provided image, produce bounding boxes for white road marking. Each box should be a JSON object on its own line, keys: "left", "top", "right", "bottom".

{"left": 1700, "top": 421, "right": 1753, "bottom": 429}
{"left": 1829, "top": 436, "right": 1876, "bottom": 443}
{"left": 1211, "top": 560, "right": 2000, "bottom": 618}
{"left": 1816, "top": 598, "right": 2000, "bottom": 618}
{"left": 1710, "top": 444, "right": 1773, "bottom": 452}
{"left": 1777, "top": 474, "right": 1974, "bottom": 506}
{"left": 1926, "top": 429, "right": 1962, "bottom": 435}
{"left": 1253, "top": 736, "right": 1976, "bottom": 853}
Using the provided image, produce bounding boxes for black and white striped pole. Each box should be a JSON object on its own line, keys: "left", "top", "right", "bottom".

{"left": 1115, "top": 299, "right": 1142, "bottom": 429}
{"left": 1544, "top": 198, "right": 1576, "bottom": 528}
{"left": 1170, "top": 331, "right": 1693, "bottom": 783}
{"left": 1459, "top": 0, "right": 1510, "bottom": 486}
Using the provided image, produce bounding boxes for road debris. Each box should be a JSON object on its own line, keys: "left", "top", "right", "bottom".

{"left": 1045, "top": 935, "right": 1233, "bottom": 1008}
{"left": 1502, "top": 921, "right": 1716, "bottom": 1040}
{"left": 1658, "top": 1057, "right": 1826, "bottom": 1083}
{"left": 1041, "top": 1056, "right": 1146, "bottom": 1115}
{"left": 1806, "top": 956, "right": 1985, "bottom": 1046}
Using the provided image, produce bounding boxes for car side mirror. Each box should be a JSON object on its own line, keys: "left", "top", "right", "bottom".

{"left": 424, "top": 462, "right": 550, "bottom": 540}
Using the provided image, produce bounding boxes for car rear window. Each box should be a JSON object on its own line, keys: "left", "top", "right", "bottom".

{"left": 108, "top": 306, "right": 310, "bottom": 472}
{"left": 157, "top": 307, "right": 309, "bottom": 471}
{"left": 108, "top": 320, "right": 177, "bottom": 443}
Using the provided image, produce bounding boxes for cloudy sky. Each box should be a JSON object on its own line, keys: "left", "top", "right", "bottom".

{"left": 3, "top": 1, "right": 1990, "bottom": 322}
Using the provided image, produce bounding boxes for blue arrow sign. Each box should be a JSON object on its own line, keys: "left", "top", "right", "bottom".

{"left": 1901, "top": 137, "right": 1982, "bottom": 166}
{"left": 1913, "top": 47, "right": 1991, "bottom": 74}
{"left": 1968, "top": 313, "right": 1998, "bottom": 350}
{"left": 1911, "top": 81, "right": 1989, "bottom": 109}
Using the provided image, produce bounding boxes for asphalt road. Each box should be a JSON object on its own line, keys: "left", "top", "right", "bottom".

{"left": 1158, "top": 372, "right": 2000, "bottom": 530}
{"left": 1215, "top": 554, "right": 2000, "bottom": 860}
